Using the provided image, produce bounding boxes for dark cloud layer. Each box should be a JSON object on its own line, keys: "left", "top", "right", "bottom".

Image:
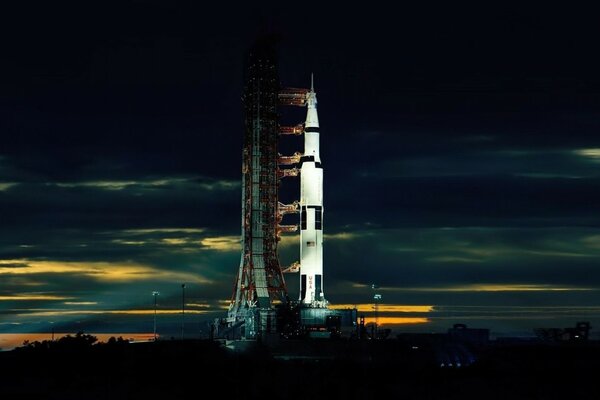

{"left": 1, "top": 2, "right": 600, "bottom": 338}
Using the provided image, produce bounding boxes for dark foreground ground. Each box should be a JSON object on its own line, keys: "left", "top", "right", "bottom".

{"left": 1, "top": 337, "right": 599, "bottom": 399}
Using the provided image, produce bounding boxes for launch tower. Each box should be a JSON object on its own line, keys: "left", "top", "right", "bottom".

{"left": 221, "top": 37, "right": 352, "bottom": 340}
{"left": 226, "top": 37, "right": 308, "bottom": 338}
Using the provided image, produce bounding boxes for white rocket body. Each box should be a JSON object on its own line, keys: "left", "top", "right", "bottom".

{"left": 299, "top": 81, "right": 326, "bottom": 306}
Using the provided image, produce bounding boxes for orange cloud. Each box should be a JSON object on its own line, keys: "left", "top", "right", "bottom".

{"left": 362, "top": 317, "right": 429, "bottom": 325}
{"left": 0, "top": 294, "right": 72, "bottom": 301}
{"left": 0, "top": 259, "right": 212, "bottom": 284}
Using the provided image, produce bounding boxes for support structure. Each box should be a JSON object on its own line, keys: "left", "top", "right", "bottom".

{"left": 222, "top": 39, "right": 349, "bottom": 341}
{"left": 227, "top": 37, "right": 288, "bottom": 337}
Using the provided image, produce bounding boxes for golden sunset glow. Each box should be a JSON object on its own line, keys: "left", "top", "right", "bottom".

{"left": 362, "top": 317, "right": 429, "bottom": 325}
{"left": 184, "top": 303, "right": 210, "bottom": 308}
{"left": 0, "top": 294, "right": 72, "bottom": 301}
{"left": 161, "top": 238, "right": 188, "bottom": 245}
{"left": 218, "top": 299, "right": 232, "bottom": 309}
{"left": 0, "top": 259, "right": 212, "bottom": 284}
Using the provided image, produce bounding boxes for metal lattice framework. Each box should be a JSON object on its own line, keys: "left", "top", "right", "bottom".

{"left": 229, "top": 37, "right": 288, "bottom": 328}
{"left": 227, "top": 37, "right": 310, "bottom": 337}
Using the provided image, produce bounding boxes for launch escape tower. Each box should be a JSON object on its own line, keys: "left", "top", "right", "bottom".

{"left": 224, "top": 37, "right": 345, "bottom": 339}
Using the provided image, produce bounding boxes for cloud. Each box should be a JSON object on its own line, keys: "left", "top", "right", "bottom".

{"left": 161, "top": 238, "right": 189, "bottom": 245}
{"left": 330, "top": 304, "right": 434, "bottom": 313}
{"left": 0, "top": 1, "right": 599, "bottom": 337}
{"left": 0, "top": 259, "right": 212, "bottom": 284}
{"left": 199, "top": 236, "right": 240, "bottom": 251}
{"left": 581, "top": 235, "right": 600, "bottom": 249}
{"left": 16, "top": 309, "right": 209, "bottom": 317}
{"left": 382, "top": 284, "right": 595, "bottom": 292}
{"left": 122, "top": 228, "right": 205, "bottom": 234}
{"left": 323, "top": 227, "right": 600, "bottom": 292}
{"left": 574, "top": 148, "right": 600, "bottom": 161}
{"left": 0, "top": 294, "right": 73, "bottom": 301}
{"left": 362, "top": 317, "right": 429, "bottom": 325}
{"left": 51, "top": 177, "right": 240, "bottom": 191}
{"left": 195, "top": 180, "right": 240, "bottom": 191}
{"left": 325, "top": 232, "right": 358, "bottom": 240}
{"left": 0, "top": 178, "right": 241, "bottom": 236}
{"left": 0, "top": 262, "right": 30, "bottom": 269}
{"left": 54, "top": 179, "right": 177, "bottom": 190}
{"left": 111, "top": 239, "right": 147, "bottom": 246}
{"left": 426, "top": 256, "right": 484, "bottom": 263}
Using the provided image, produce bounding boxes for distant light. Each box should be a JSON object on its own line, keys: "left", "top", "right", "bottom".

{"left": 374, "top": 294, "right": 382, "bottom": 300}
{"left": 152, "top": 291, "right": 160, "bottom": 296}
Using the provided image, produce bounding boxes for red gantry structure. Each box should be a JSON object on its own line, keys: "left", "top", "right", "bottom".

{"left": 220, "top": 37, "right": 348, "bottom": 341}
{"left": 225, "top": 37, "right": 308, "bottom": 337}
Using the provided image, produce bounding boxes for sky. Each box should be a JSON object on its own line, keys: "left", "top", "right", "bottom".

{"left": 1, "top": 2, "right": 600, "bottom": 343}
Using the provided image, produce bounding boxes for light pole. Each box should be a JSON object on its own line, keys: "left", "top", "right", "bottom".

{"left": 371, "top": 284, "right": 382, "bottom": 338}
{"left": 373, "top": 293, "right": 382, "bottom": 330}
{"left": 152, "top": 291, "right": 160, "bottom": 341}
{"left": 181, "top": 284, "right": 186, "bottom": 340}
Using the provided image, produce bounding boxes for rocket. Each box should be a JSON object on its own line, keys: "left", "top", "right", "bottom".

{"left": 299, "top": 75, "right": 326, "bottom": 306}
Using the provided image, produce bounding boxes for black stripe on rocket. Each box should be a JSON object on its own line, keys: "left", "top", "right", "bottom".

{"left": 300, "top": 205, "right": 323, "bottom": 230}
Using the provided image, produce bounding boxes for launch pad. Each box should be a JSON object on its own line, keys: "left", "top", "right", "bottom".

{"left": 214, "top": 36, "right": 356, "bottom": 340}
{"left": 219, "top": 302, "right": 357, "bottom": 341}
